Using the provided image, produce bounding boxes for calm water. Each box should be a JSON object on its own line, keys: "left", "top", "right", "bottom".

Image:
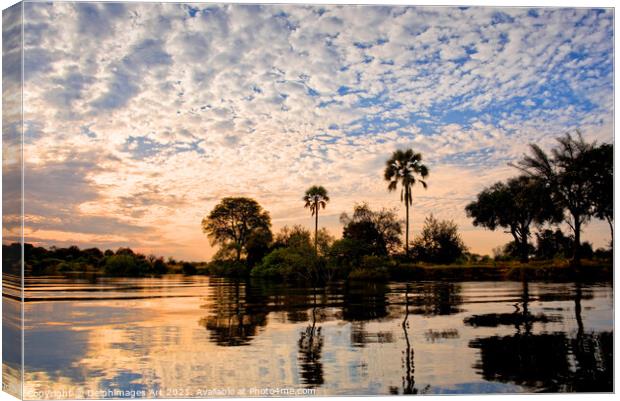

{"left": 7, "top": 275, "right": 614, "bottom": 398}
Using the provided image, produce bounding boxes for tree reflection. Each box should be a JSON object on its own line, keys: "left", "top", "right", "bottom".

{"left": 341, "top": 282, "right": 389, "bottom": 321}
{"left": 198, "top": 280, "right": 267, "bottom": 346}
{"left": 464, "top": 279, "right": 556, "bottom": 330}
{"left": 469, "top": 281, "right": 612, "bottom": 392}
{"left": 409, "top": 282, "right": 463, "bottom": 316}
{"left": 389, "top": 283, "right": 430, "bottom": 395}
{"left": 297, "top": 291, "right": 324, "bottom": 388}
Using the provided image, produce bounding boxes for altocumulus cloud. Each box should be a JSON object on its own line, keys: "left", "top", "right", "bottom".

{"left": 17, "top": 2, "right": 613, "bottom": 260}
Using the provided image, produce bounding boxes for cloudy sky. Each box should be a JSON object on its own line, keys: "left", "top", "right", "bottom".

{"left": 12, "top": 1, "right": 614, "bottom": 260}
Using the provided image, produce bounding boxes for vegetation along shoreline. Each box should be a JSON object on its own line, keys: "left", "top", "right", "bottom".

{"left": 5, "top": 131, "right": 612, "bottom": 285}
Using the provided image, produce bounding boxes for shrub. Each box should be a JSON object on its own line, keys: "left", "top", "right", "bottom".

{"left": 104, "top": 255, "right": 139, "bottom": 276}
{"left": 207, "top": 259, "right": 249, "bottom": 277}
{"left": 251, "top": 247, "right": 315, "bottom": 280}
{"left": 411, "top": 215, "right": 467, "bottom": 264}
{"left": 153, "top": 258, "right": 168, "bottom": 274}
{"left": 347, "top": 255, "right": 389, "bottom": 281}
{"left": 182, "top": 262, "right": 197, "bottom": 275}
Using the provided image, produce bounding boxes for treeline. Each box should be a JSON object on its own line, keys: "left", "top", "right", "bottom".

{"left": 201, "top": 200, "right": 468, "bottom": 281}
{"left": 200, "top": 132, "right": 612, "bottom": 282}
{"left": 6, "top": 243, "right": 204, "bottom": 277}
{"left": 466, "top": 131, "right": 612, "bottom": 265}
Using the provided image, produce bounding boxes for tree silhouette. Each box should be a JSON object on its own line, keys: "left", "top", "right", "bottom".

{"left": 516, "top": 131, "right": 600, "bottom": 264}
{"left": 303, "top": 186, "right": 330, "bottom": 255}
{"left": 466, "top": 175, "right": 560, "bottom": 262}
{"left": 587, "top": 143, "right": 613, "bottom": 243}
{"left": 384, "top": 149, "right": 428, "bottom": 256}
{"left": 202, "top": 197, "right": 272, "bottom": 261}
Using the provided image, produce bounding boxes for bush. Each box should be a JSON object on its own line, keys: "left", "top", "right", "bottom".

{"left": 207, "top": 259, "right": 249, "bottom": 277}
{"left": 153, "top": 258, "right": 168, "bottom": 274}
{"left": 326, "top": 238, "right": 366, "bottom": 272}
{"left": 104, "top": 255, "right": 140, "bottom": 276}
{"left": 251, "top": 247, "right": 315, "bottom": 280}
{"left": 411, "top": 215, "right": 467, "bottom": 264}
{"left": 348, "top": 256, "right": 389, "bottom": 281}
{"left": 182, "top": 262, "right": 197, "bottom": 275}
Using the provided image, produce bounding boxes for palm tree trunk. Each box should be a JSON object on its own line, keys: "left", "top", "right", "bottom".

{"left": 314, "top": 202, "right": 319, "bottom": 255}
{"left": 405, "top": 199, "right": 410, "bottom": 257}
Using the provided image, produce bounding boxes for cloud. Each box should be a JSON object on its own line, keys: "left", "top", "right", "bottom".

{"left": 18, "top": 3, "right": 614, "bottom": 259}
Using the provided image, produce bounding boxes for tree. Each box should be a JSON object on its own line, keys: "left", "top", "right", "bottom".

{"left": 411, "top": 214, "right": 467, "bottom": 264}
{"left": 465, "top": 175, "right": 560, "bottom": 263}
{"left": 535, "top": 229, "right": 572, "bottom": 260}
{"left": 303, "top": 186, "right": 330, "bottom": 255}
{"left": 516, "top": 131, "right": 599, "bottom": 264}
{"left": 587, "top": 143, "right": 613, "bottom": 243}
{"left": 202, "top": 197, "right": 272, "bottom": 261}
{"left": 384, "top": 149, "right": 429, "bottom": 256}
{"left": 340, "top": 203, "right": 403, "bottom": 255}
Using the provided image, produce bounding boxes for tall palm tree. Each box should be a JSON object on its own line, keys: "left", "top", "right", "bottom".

{"left": 303, "top": 186, "right": 330, "bottom": 254}
{"left": 384, "top": 149, "right": 429, "bottom": 256}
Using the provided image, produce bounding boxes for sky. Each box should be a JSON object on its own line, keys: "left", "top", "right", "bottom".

{"left": 5, "top": 1, "right": 614, "bottom": 260}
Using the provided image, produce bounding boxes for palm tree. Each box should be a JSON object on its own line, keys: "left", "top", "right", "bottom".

{"left": 303, "top": 186, "right": 330, "bottom": 254}
{"left": 384, "top": 149, "right": 429, "bottom": 256}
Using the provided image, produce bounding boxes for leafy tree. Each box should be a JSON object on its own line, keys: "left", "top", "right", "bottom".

{"left": 516, "top": 131, "right": 599, "bottom": 264}
{"left": 273, "top": 225, "right": 313, "bottom": 250}
{"left": 342, "top": 220, "right": 385, "bottom": 256}
{"left": 465, "top": 175, "right": 560, "bottom": 263}
{"left": 303, "top": 186, "right": 330, "bottom": 254}
{"left": 326, "top": 238, "right": 367, "bottom": 274}
{"left": 245, "top": 228, "right": 274, "bottom": 267}
{"left": 182, "top": 262, "right": 197, "bottom": 275}
{"left": 202, "top": 197, "right": 272, "bottom": 261}
{"left": 587, "top": 143, "right": 613, "bottom": 242}
{"left": 535, "top": 229, "right": 573, "bottom": 260}
{"left": 152, "top": 257, "right": 168, "bottom": 274}
{"left": 384, "top": 149, "right": 429, "bottom": 256}
{"left": 104, "top": 254, "right": 139, "bottom": 276}
{"left": 411, "top": 214, "right": 467, "bottom": 264}
{"left": 340, "top": 203, "right": 403, "bottom": 255}
{"left": 501, "top": 241, "right": 536, "bottom": 261}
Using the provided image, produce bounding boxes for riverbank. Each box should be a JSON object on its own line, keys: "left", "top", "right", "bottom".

{"left": 386, "top": 260, "right": 612, "bottom": 282}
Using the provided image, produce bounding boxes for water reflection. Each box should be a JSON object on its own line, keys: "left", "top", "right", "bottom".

{"left": 297, "top": 292, "right": 324, "bottom": 388}
{"left": 391, "top": 283, "right": 430, "bottom": 395}
{"left": 468, "top": 280, "right": 612, "bottom": 392}
{"left": 464, "top": 279, "right": 558, "bottom": 330}
{"left": 198, "top": 280, "right": 267, "bottom": 346}
{"left": 18, "top": 276, "right": 613, "bottom": 397}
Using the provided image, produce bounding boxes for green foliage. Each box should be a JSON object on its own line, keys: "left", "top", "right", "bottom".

{"left": 496, "top": 241, "right": 536, "bottom": 261}
{"left": 181, "top": 262, "right": 197, "bottom": 275}
{"left": 251, "top": 247, "right": 316, "bottom": 280}
{"left": 326, "top": 238, "right": 366, "bottom": 273}
{"left": 411, "top": 215, "right": 467, "bottom": 264}
{"left": 207, "top": 259, "right": 249, "bottom": 277}
{"left": 348, "top": 255, "right": 389, "bottom": 281}
{"left": 273, "top": 225, "right": 314, "bottom": 250}
{"left": 384, "top": 148, "right": 429, "bottom": 255}
{"left": 104, "top": 255, "right": 140, "bottom": 276}
{"left": 587, "top": 143, "right": 613, "bottom": 238}
{"left": 466, "top": 175, "right": 560, "bottom": 262}
{"left": 303, "top": 186, "right": 330, "bottom": 217}
{"left": 535, "top": 229, "right": 573, "bottom": 260}
{"left": 202, "top": 197, "right": 272, "bottom": 261}
{"left": 340, "top": 203, "right": 402, "bottom": 255}
{"left": 517, "top": 131, "right": 606, "bottom": 263}
{"left": 20, "top": 243, "right": 172, "bottom": 277}
{"left": 303, "top": 185, "right": 330, "bottom": 255}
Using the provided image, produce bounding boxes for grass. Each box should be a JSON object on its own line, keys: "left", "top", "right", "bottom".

{"left": 388, "top": 259, "right": 612, "bottom": 282}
